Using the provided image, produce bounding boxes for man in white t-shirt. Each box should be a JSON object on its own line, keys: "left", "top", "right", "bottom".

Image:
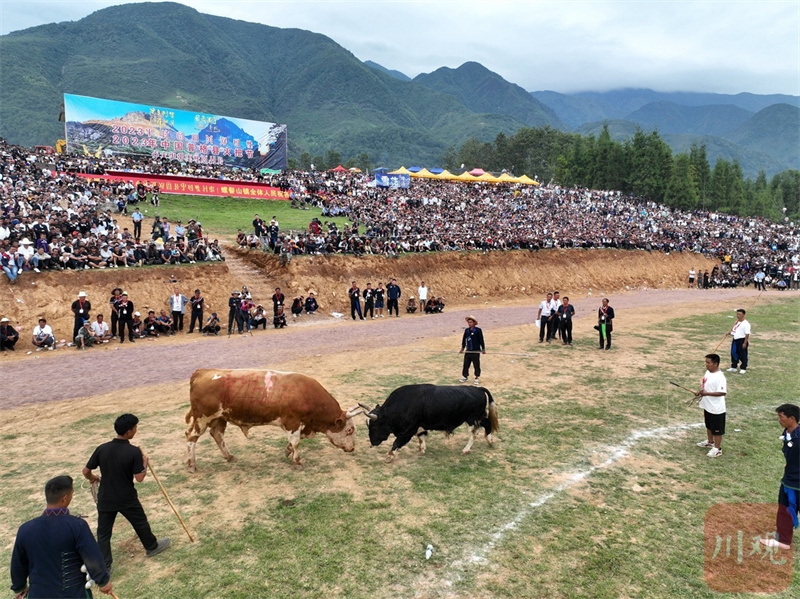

{"left": 695, "top": 353, "right": 728, "bottom": 458}
{"left": 536, "top": 292, "right": 555, "bottom": 343}
{"left": 90, "top": 314, "right": 112, "bottom": 342}
{"left": 417, "top": 281, "right": 429, "bottom": 313}
{"left": 727, "top": 308, "right": 751, "bottom": 374}
{"left": 31, "top": 317, "right": 55, "bottom": 350}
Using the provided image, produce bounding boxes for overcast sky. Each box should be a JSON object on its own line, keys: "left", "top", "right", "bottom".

{"left": 1, "top": 0, "right": 798, "bottom": 95}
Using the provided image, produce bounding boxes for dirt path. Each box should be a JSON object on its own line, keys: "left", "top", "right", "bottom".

{"left": 0, "top": 288, "right": 769, "bottom": 408}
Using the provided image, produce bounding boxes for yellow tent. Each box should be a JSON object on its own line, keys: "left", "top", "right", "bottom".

{"left": 497, "top": 173, "right": 518, "bottom": 183}
{"left": 454, "top": 172, "right": 478, "bottom": 181}
{"left": 411, "top": 168, "right": 437, "bottom": 178}
{"left": 477, "top": 173, "right": 503, "bottom": 183}
{"left": 390, "top": 166, "right": 411, "bottom": 175}
{"left": 516, "top": 175, "right": 540, "bottom": 185}
{"left": 437, "top": 170, "right": 456, "bottom": 180}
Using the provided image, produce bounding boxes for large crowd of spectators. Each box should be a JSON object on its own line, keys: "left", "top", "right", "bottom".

{"left": 0, "top": 140, "right": 224, "bottom": 284}
{"left": 3, "top": 137, "right": 800, "bottom": 290}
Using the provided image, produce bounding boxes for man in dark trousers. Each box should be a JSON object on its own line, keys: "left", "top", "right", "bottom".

{"left": 760, "top": 403, "right": 800, "bottom": 551}
{"left": 459, "top": 315, "right": 486, "bottom": 385}
{"left": 363, "top": 282, "right": 375, "bottom": 319}
{"left": 557, "top": 295, "right": 576, "bottom": 345}
{"left": 82, "top": 414, "right": 169, "bottom": 571}
{"left": 386, "top": 278, "right": 401, "bottom": 317}
{"left": 116, "top": 292, "right": 135, "bottom": 343}
{"left": 597, "top": 297, "right": 615, "bottom": 350}
{"left": 348, "top": 280, "right": 364, "bottom": 320}
{"left": 11, "top": 475, "right": 113, "bottom": 598}
{"left": 228, "top": 290, "right": 243, "bottom": 334}
{"left": 271, "top": 287, "right": 285, "bottom": 315}
{"left": 188, "top": 288, "right": 205, "bottom": 333}
{"left": 71, "top": 291, "right": 92, "bottom": 341}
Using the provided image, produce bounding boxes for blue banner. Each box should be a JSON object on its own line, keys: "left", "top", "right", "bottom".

{"left": 375, "top": 173, "right": 411, "bottom": 189}
{"left": 63, "top": 94, "right": 287, "bottom": 170}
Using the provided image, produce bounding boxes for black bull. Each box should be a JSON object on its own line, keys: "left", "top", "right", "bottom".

{"left": 359, "top": 384, "right": 499, "bottom": 461}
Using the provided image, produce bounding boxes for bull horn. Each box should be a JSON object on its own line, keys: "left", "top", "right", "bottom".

{"left": 357, "top": 402, "right": 378, "bottom": 421}
{"left": 358, "top": 402, "right": 372, "bottom": 411}
{"left": 345, "top": 405, "right": 364, "bottom": 418}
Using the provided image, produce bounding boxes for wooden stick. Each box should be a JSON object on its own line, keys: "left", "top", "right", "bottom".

{"left": 712, "top": 289, "right": 763, "bottom": 352}
{"left": 147, "top": 462, "right": 195, "bottom": 543}
{"left": 670, "top": 381, "right": 701, "bottom": 407}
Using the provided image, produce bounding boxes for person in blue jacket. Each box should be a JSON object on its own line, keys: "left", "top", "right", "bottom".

{"left": 761, "top": 403, "right": 800, "bottom": 551}
{"left": 10, "top": 475, "right": 113, "bottom": 598}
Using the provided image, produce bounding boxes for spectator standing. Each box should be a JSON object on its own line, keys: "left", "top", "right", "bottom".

{"left": 459, "top": 316, "right": 485, "bottom": 385}
{"left": 694, "top": 353, "right": 727, "bottom": 458}
{"left": 374, "top": 283, "right": 385, "bottom": 318}
{"left": 82, "top": 414, "right": 170, "bottom": 571}
{"left": 116, "top": 292, "right": 135, "bottom": 343}
{"left": 363, "top": 283, "right": 375, "bottom": 319}
{"left": 228, "top": 291, "right": 243, "bottom": 335}
{"left": 31, "top": 317, "right": 56, "bottom": 350}
{"left": 386, "top": 278, "right": 401, "bottom": 317}
{"left": 760, "top": 404, "right": 800, "bottom": 551}
{"left": 348, "top": 280, "right": 364, "bottom": 320}
{"left": 417, "top": 281, "right": 429, "bottom": 313}
{"left": 167, "top": 288, "right": 189, "bottom": 333}
{"left": 597, "top": 298, "right": 615, "bottom": 350}
{"left": 131, "top": 207, "right": 143, "bottom": 242}
{"left": 557, "top": 296, "right": 576, "bottom": 345}
{"left": 536, "top": 292, "right": 554, "bottom": 343}
{"left": 727, "top": 308, "right": 751, "bottom": 374}
{"left": 10, "top": 475, "right": 112, "bottom": 599}
{"left": 108, "top": 288, "right": 123, "bottom": 339}
{"left": 550, "top": 291, "right": 562, "bottom": 341}
{"left": 1, "top": 317, "right": 20, "bottom": 351}
{"left": 188, "top": 289, "right": 205, "bottom": 333}
{"left": 271, "top": 287, "right": 285, "bottom": 315}
{"left": 71, "top": 291, "right": 92, "bottom": 341}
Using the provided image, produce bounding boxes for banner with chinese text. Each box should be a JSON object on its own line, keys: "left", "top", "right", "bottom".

{"left": 72, "top": 171, "right": 290, "bottom": 200}
{"left": 64, "top": 94, "right": 287, "bottom": 170}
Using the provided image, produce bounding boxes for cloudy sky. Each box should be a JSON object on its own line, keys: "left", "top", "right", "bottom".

{"left": 1, "top": 0, "right": 798, "bottom": 95}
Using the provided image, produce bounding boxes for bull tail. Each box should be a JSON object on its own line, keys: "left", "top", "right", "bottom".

{"left": 486, "top": 389, "right": 499, "bottom": 434}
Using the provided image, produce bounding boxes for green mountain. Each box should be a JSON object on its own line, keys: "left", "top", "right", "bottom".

{"left": 726, "top": 104, "right": 800, "bottom": 171}
{"left": 364, "top": 60, "right": 411, "bottom": 82}
{"left": 0, "top": 2, "right": 525, "bottom": 165}
{"left": 624, "top": 101, "right": 752, "bottom": 137}
{"left": 414, "top": 62, "right": 562, "bottom": 129}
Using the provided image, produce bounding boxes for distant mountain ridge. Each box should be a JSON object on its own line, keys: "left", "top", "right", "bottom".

{"left": 0, "top": 1, "right": 796, "bottom": 177}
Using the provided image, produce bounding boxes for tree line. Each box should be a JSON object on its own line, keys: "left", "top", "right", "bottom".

{"left": 288, "top": 125, "right": 800, "bottom": 222}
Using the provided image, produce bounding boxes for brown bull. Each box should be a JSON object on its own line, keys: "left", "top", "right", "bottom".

{"left": 185, "top": 369, "right": 361, "bottom": 471}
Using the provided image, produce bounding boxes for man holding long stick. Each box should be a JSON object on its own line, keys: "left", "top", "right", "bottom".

{"left": 694, "top": 354, "right": 727, "bottom": 458}
{"left": 459, "top": 315, "right": 486, "bottom": 386}
{"left": 83, "top": 414, "right": 170, "bottom": 571}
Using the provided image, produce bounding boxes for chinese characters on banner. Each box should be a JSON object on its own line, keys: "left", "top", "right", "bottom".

{"left": 71, "top": 172, "right": 290, "bottom": 201}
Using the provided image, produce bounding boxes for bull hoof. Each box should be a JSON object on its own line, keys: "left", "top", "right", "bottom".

{"left": 462, "top": 448, "right": 471, "bottom": 455}
{"left": 187, "top": 464, "right": 197, "bottom": 473}
{"left": 226, "top": 455, "right": 236, "bottom": 463}
{"left": 292, "top": 461, "right": 304, "bottom": 469}
{"left": 385, "top": 455, "right": 396, "bottom": 463}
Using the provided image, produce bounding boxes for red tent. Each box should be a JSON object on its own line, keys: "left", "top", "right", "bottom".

{"left": 330, "top": 165, "right": 349, "bottom": 172}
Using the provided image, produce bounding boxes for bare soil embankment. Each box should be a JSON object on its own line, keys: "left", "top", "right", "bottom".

{"left": 0, "top": 249, "right": 714, "bottom": 339}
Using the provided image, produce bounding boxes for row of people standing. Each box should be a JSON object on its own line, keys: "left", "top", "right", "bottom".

{"left": 347, "top": 279, "right": 403, "bottom": 320}
{"left": 536, "top": 292, "right": 615, "bottom": 349}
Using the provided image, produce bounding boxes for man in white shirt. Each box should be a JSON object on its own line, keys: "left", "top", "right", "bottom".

{"left": 536, "top": 292, "right": 555, "bottom": 343}
{"left": 695, "top": 353, "right": 727, "bottom": 458}
{"left": 90, "top": 314, "right": 112, "bottom": 342}
{"left": 417, "top": 281, "right": 429, "bottom": 313}
{"left": 727, "top": 308, "right": 751, "bottom": 374}
{"left": 31, "top": 317, "right": 55, "bottom": 350}
{"left": 168, "top": 288, "right": 189, "bottom": 333}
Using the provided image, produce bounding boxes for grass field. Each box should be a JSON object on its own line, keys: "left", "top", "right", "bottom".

{"left": 147, "top": 194, "right": 353, "bottom": 241}
{"left": 1, "top": 296, "right": 798, "bottom": 598}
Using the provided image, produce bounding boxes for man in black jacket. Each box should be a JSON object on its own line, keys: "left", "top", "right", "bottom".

{"left": 459, "top": 315, "right": 486, "bottom": 385}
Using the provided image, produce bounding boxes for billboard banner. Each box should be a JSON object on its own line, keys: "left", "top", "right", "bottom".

{"left": 64, "top": 94, "right": 287, "bottom": 170}
{"left": 71, "top": 171, "right": 290, "bottom": 200}
{"left": 375, "top": 173, "right": 411, "bottom": 189}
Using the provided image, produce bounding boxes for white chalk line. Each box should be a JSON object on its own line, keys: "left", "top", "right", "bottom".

{"left": 413, "top": 420, "right": 704, "bottom": 597}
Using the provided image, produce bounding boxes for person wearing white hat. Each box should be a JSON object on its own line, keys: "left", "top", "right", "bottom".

{"left": 1, "top": 317, "right": 20, "bottom": 352}
{"left": 71, "top": 292, "right": 92, "bottom": 341}
{"left": 16, "top": 238, "right": 39, "bottom": 273}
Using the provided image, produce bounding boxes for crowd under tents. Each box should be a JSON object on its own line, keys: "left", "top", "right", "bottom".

{"left": 389, "top": 166, "right": 539, "bottom": 185}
